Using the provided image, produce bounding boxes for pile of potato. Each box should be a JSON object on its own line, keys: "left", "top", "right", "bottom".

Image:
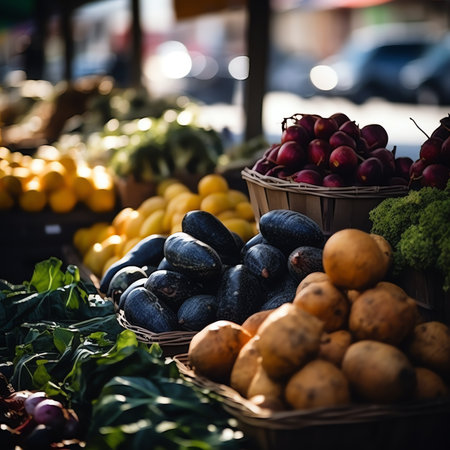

{"left": 187, "top": 228, "right": 450, "bottom": 411}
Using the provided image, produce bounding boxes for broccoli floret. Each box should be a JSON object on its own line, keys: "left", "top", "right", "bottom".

{"left": 398, "top": 224, "right": 438, "bottom": 271}
{"left": 370, "top": 187, "right": 448, "bottom": 248}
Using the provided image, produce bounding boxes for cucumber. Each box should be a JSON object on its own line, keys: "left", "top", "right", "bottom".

{"left": 177, "top": 294, "right": 218, "bottom": 331}
{"left": 99, "top": 234, "right": 166, "bottom": 294}
{"left": 243, "top": 243, "right": 287, "bottom": 284}
{"left": 144, "top": 269, "right": 205, "bottom": 311}
{"left": 164, "top": 232, "right": 222, "bottom": 281}
{"left": 288, "top": 246, "right": 324, "bottom": 282}
{"left": 123, "top": 286, "right": 178, "bottom": 333}
{"left": 181, "top": 210, "right": 241, "bottom": 263}
{"left": 216, "top": 264, "right": 263, "bottom": 324}
{"left": 258, "top": 209, "right": 324, "bottom": 255}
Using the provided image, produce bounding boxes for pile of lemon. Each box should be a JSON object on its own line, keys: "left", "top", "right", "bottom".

{"left": 0, "top": 145, "right": 116, "bottom": 214}
{"left": 75, "top": 174, "right": 258, "bottom": 278}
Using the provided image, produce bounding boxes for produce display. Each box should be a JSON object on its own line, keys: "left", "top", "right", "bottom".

{"left": 103, "top": 209, "right": 326, "bottom": 334}
{"left": 0, "top": 258, "right": 247, "bottom": 449}
{"left": 0, "top": 145, "right": 116, "bottom": 213}
{"left": 251, "top": 112, "right": 449, "bottom": 189}
{"left": 370, "top": 182, "right": 450, "bottom": 291}
{"left": 187, "top": 227, "right": 450, "bottom": 412}
{"left": 74, "top": 173, "right": 258, "bottom": 278}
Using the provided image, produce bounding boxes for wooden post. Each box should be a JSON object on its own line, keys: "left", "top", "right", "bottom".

{"left": 244, "top": 0, "right": 271, "bottom": 141}
{"left": 130, "top": 0, "right": 143, "bottom": 88}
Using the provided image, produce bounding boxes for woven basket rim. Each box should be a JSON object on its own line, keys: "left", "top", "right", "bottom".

{"left": 241, "top": 167, "right": 409, "bottom": 199}
{"left": 173, "top": 353, "right": 450, "bottom": 429}
{"left": 117, "top": 310, "right": 196, "bottom": 346}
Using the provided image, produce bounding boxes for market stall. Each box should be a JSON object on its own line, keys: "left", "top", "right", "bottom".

{"left": 1, "top": 1, "right": 450, "bottom": 449}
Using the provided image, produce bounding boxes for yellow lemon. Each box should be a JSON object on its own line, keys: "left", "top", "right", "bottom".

{"left": 121, "top": 236, "right": 141, "bottom": 256}
{"left": 222, "top": 218, "right": 255, "bottom": 242}
{"left": 83, "top": 234, "right": 122, "bottom": 277}
{"left": 112, "top": 207, "right": 135, "bottom": 235}
{"left": 72, "top": 168, "right": 95, "bottom": 201}
{"left": 163, "top": 182, "right": 190, "bottom": 201}
{"left": 85, "top": 189, "right": 116, "bottom": 213}
{"left": 137, "top": 195, "right": 167, "bottom": 217}
{"left": 19, "top": 178, "right": 46, "bottom": 212}
{"left": 1, "top": 174, "right": 23, "bottom": 197}
{"left": 217, "top": 210, "right": 239, "bottom": 222}
{"left": 0, "top": 188, "right": 14, "bottom": 210}
{"left": 124, "top": 210, "right": 146, "bottom": 239}
{"left": 40, "top": 161, "right": 67, "bottom": 192}
{"left": 58, "top": 154, "right": 78, "bottom": 174}
{"left": 197, "top": 174, "right": 229, "bottom": 197}
{"left": 227, "top": 189, "right": 249, "bottom": 208}
{"left": 156, "top": 178, "right": 179, "bottom": 197}
{"left": 235, "top": 201, "right": 255, "bottom": 221}
{"left": 49, "top": 186, "right": 78, "bottom": 213}
{"left": 139, "top": 209, "right": 166, "bottom": 237}
{"left": 102, "top": 255, "right": 121, "bottom": 277}
{"left": 200, "top": 192, "right": 232, "bottom": 216}
{"left": 73, "top": 227, "right": 92, "bottom": 256}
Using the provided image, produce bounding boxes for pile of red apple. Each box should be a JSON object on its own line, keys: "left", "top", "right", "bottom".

{"left": 252, "top": 112, "right": 450, "bottom": 190}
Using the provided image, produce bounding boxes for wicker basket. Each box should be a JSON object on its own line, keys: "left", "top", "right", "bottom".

{"left": 174, "top": 353, "right": 450, "bottom": 450}
{"left": 241, "top": 168, "right": 408, "bottom": 236}
{"left": 117, "top": 310, "right": 196, "bottom": 356}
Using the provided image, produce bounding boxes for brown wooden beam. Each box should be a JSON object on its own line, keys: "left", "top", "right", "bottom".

{"left": 243, "top": 0, "right": 271, "bottom": 141}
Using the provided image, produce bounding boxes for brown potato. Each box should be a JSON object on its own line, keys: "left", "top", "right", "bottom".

{"left": 322, "top": 228, "right": 387, "bottom": 290}
{"left": 413, "top": 367, "right": 449, "bottom": 400}
{"left": 348, "top": 284, "right": 417, "bottom": 345}
{"left": 370, "top": 233, "right": 393, "bottom": 272}
{"left": 257, "top": 303, "right": 324, "bottom": 380}
{"left": 318, "top": 330, "right": 353, "bottom": 367}
{"left": 241, "top": 309, "right": 274, "bottom": 337}
{"left": 188, "top": 320, "right": 251, "bottom": 383}
{"left": 342, "top": 340, "right": 416, "bottom": 403}
{"left": 406, "top": 321, "right": 450, "bottom": 378}
{"left": 247, "top": 360, "right": 284, "bottom": 400}
{"left": 293, "top": 280, "right": 350, "bottom": 332}
{"left": 230, "top": 336, "right": 261, "bottom": 397}
{"left": 285, "top": 359, "right": 350, "bottom": 410}
{"left": 296, "top": 272, "right": 330, "bottom": 295}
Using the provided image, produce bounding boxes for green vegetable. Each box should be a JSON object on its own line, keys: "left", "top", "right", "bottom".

{"left": 0, "top": 257, "right": 114, "bottom": 333}
{"left": 369, "top": 181, "right": 450, "bottom": 290}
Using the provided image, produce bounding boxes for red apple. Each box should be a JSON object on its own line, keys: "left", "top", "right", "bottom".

{"left": 370, "top": 147, "right": 396, "bottom": 179}
{"left": 314, "top": 117, "right": 338, "bottom": 140}
{"left": 394, "top": 156, "right": 414, "bottom": 180}
{"left": 281, "top": 125, "right": 310, "bottom": 146}
{"left": 329, "top": 131, "right": 356, "bottom": 150}
{"left": 276, "top": 141, "right": 306, "bottom": 169}
{"left": 329, "top": 145, "right": 359, "bottom": 176}
{"left": 307, "top": 138, "right": 331, "bottom": 168}
{"left": 291, "top": 169, "right": 323, "bottom": 186}
{"left": 329, "top": 112, "right": 351, "bottom": 127}
{"left": 419, "top": 137, "right": 442, "bottom": 164}
{"left": 356, "top": 157, "right": 384, "bottom": 186}
{"left": 360, "top": 124, "right": 389, "bottom": 151}
{"left": 339, "top": 120, "right": 361, "bottom": 140}
{"left": 421, "top": 163, "right": 450, "bottom": 189}
{"left": 323, "top": 173, "right": 346, "bottom": 187}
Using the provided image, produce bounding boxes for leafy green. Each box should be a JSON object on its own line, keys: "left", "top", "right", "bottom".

{"left": 369, "top": 181, "right": 450, "bottom": 290}
{"left": 87, "top": 375, "right": 245, "bottom": 450}
{"left": 0, "top": 257, "right": 114, "bottom": 332}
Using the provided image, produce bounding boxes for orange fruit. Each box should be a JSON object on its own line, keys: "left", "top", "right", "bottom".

{"left": 197, "top": 174, "right": 229, "bottom": 197}
{"left": 49, "top": 187, "right": 78, "bottom": 213}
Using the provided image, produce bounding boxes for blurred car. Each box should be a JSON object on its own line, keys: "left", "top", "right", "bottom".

{"left": 309, "top": 23, "right": 436, "bottom": 104}
{"left": 399, "top": 33, "right": 450, "bottom": 105}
